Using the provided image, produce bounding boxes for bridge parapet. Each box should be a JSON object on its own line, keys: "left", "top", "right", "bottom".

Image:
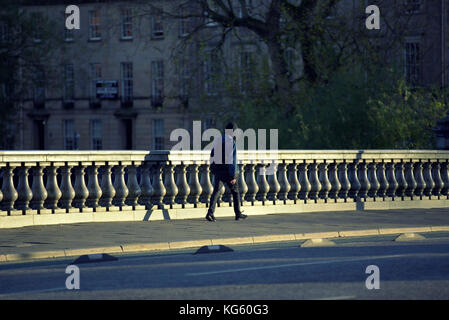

{"left": 1, "top": 150, "right": 448, "bottom": 228}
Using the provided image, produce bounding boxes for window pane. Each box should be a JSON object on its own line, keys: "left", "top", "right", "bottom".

{"left": 89, "top": 10, "right": 101, "bottom": 39}
{"left": 121, "top": 62, "right": 133, "bottom": 101}
{"left": 152, "top": 119, "right": 164, "bottom": 150}
{"left": 91, "top": 119, "right": 102, "bottom": 150}
{"left": 64, "top": 119, "right": 75, "bottom": 150}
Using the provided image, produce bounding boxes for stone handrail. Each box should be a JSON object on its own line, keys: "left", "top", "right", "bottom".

{"left": 0, "top": 150, "right": 449, "bottom": 220}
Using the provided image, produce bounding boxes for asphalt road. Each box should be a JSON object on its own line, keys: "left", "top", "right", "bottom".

{"left": 1, "top": 234, "right": 449, "bottom": 300}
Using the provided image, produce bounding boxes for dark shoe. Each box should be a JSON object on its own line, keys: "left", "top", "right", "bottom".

{"left": 206, "top": 213, "right": 216, "bottom": 222}
{"left": 235, "top": 213, "right": 247, "bottom": 221}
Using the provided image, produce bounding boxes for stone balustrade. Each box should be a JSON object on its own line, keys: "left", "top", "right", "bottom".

{"left": 1, "top": 150, "right": 449, "bottom": 227}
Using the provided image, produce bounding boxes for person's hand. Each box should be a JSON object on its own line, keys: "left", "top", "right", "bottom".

{"left": 230, "top": 179, "right": 237, "bottom": 185}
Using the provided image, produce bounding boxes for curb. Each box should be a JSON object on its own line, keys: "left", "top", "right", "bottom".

{"left": 1, "top": 225, "right": 449, "bottom": 263}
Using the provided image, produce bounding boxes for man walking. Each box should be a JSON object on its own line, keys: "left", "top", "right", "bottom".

{"left": 206, "top": 122, "right": 247, "bottom": 222}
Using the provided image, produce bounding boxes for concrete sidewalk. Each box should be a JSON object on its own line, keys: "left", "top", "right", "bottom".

{"left": 1, "top": 208, "right": 449, "bottom": 263}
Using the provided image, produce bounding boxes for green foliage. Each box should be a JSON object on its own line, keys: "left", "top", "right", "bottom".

{"left": 216, "top": 65, "right": 447, "bottom": 150}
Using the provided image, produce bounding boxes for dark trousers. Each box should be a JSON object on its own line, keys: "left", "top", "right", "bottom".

{"left": 208, "top": 174, "right": 241, "bottom": 216}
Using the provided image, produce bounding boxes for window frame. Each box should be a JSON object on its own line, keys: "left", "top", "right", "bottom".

{"left": 90, "top": 119, "right": 102, "bottom": 150}
{"left": 64, "top": 119, "right": 76, "bottom": 150}
{"left": 152, "top": 119, "right": 165, "bottom": 150}
{"left": 121, "top": 62, "right": 133, "bottom": 102}
{"left": 88, "top": 9, "right": 102, "bottom": 41}
{"left": 404, "top": 39, "right": 421, "bottom": 87}
{"left": 151, "top": 60, "right": 164, "bottom": 99}
{"left": 121, "top": 8, "right": 133, "bottom": 40}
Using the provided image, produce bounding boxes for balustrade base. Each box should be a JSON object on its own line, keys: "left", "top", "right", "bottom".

{"left": 106, "top": 207, "right": 121, "bottom": 212}
{"left": 1, "top": 198, "right": 449, "bottom": 229}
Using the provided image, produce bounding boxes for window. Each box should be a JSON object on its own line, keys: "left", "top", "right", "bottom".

{"left": 285, "top": 48, "right": 297, "bottom": 75}
{"left": 91, "top": 119, "right": 102, "bottom": 150}
{"left": 179, "top": 5, "right": 192, "bottom": 37}
{"left": 63, "top": 64, "right": 74, "bottom": 101}
{"left": 151, "top": 60, "right": 164, "bottom": 101}
{"left": 405, "top": 41, "right": 421, "bottom": 86}
{"left": 64, "top": 119, "right": 76, "bottom": 150}
{"left": 89, "top": 10, "right": 101, "bottom": 40}
{"left": 179, "top": 59, "right": 190, "bottom": 98}
{"left": 152, "top": 119, "right": 164, "bottom": 150}
{"left": 89, "top": 63, "right": 102, "bottom": 99}
{"left": 404, "top": 0, "right": 423, "bottom": 13}
{"left": 204, "top": 50, "right": 221, "bottom": 95}
{"left": 0, "top": 21, "right": 10, "bottom": 44}
{"left": 237, "top": 0, "right": 253, "bottom": 18}
{"left": 121, "top": 62, "right": 133, "bottom": 102}
{"left": 204, "top": 0, "right": 219, "bottom": 27}
{"left": 64, "top": 11, "right": 74, "bottom": 41}
{"left": 151, "top": 9, "right": 164, "bottom": 38}
{"left": 239, "top": 51, "right": 255, "bottom": 93}
{"left": 121, "top": 8, "right": 133, "bottom": 39}
{"left": 33, "top": 67, "right": 45, "bottom": 107}
{"left": 31, "top": 12, "right": 43, "bottom": 42}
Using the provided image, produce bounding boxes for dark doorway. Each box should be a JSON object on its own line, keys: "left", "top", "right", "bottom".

{"left": 122, "top": 119, "right": 133, "bottom": 150}
{"left": 34, "top": 119, "right": 46, "bottom": 150}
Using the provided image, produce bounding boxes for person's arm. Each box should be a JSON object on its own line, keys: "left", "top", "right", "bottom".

{"left": 228, "top": 141, "right": 238, "bottom": 181}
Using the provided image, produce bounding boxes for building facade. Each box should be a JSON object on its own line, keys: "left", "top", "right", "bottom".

{"left": 6, "top": 0, "right": 449, "bottom": 151}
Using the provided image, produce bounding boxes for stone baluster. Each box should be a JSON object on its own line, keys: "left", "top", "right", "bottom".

{"left": 99, "top": 164, "right": 116, "bottom": 209}
{"left": 348, "top": 161, "right": 361, "bottom": 200}
{"left": 318, "top": 162, "right": 331, "bottom": 200}
{"left": 386, "top": 161, "right": 398, "bottom": 198}
{"left": 238, "top": 163, "right": 248, "bottom": 204}
{"left": 15, "top": 165, "right": 32, "bottom": 211}
{"left": 287, "top": 162, "right": 301, "bottom": 201}
{"left": 267, "top": 162, "right": 281, "bottom": 202}
{"left": 162, "top": 162, "right": 177, "bottom": 207}
{"left": 277, "top": 162, "right": 290, "bottom": 202}
{"left": 126, "top": 163, "right": 142, "bottom": 207}
{"left": 245, "top": 162, "right": 259, "bottom": 203}
{"left": 394, "top": 161, "right": 407, "bottom": 199}
{"left": 45, "top": 165, "right": 62, "bottom": 210}
{"left": 357, "top": 161, "right": 371, "bottom": 200}
{"left": 308, "top": 162, "right": 322, "bottom": 200}
{"left": 256, "top": 163, "right": 270, "bottom": 203}
{"left": 59, "top": 164, "right": 75, "bottom": 210}
{"left": 1, "top": 165, "right": 18, "bottom": 211}
{"left": 151, "top": 163, "right": 166, "bottom": 208}
{"left": 328, "top": 161, "right": 341, "bottom": 200}
{"left": 432, "top": 161, "right": 444, "bottom": 197}
{"left": 139, "top": 162, "right": 154, "bottom": 208}
{"left": 188, "top": 163, "right": 202, "bottom": 206}
{"left": 440, "top": 161, "right": 449, "bottom": 197}
{"left": 404, "top": 162, "right": 417, "bottom": 198}
{"left": 337, "top": 162, "right": 351, "bottom": 200}
{"left": 86, "top": 164, "right": 102, "bottom": 209}
{"left": 298, "top": 162, "right": 311, "bottom": 200}
{"left": 422, "top": 161, "right": 435, "bottom": 197}
{"left": 367, "top": 162, "right": 380, "bottom": 198}
{"left": 376, "top": 162, "right": 388, "bottom": 198}
{"left": 73, "top": 165, "right": 89, "bottom": 209}
{"left": 113, "top": 164, "right": 129, "bottom": 208}
{"left": 413, "top": 161, "right": 425, "bottom": 198}
{"left": 30, "top": 164, "right": 48, "bottom": 211}
{"left": 175, "top": 163, "right": 190, "bottom": 206}
{"left": 200, "top": 163, "right": 213, "bottom": 205}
